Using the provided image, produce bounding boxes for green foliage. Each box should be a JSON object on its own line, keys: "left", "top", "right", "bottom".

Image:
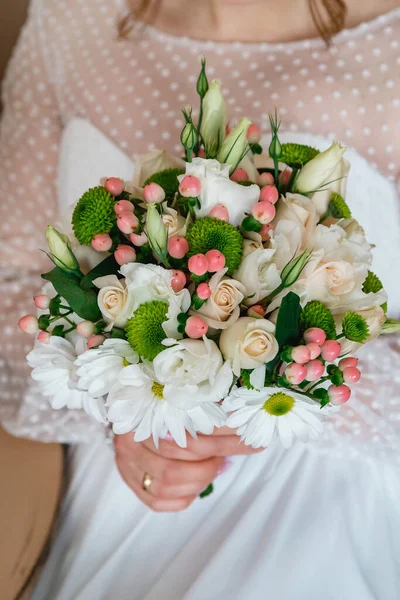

{"left": 240, "top": 369, "right": 255, "bottom": 390}
{"left": 125, "top": 301, "right": 168, "bottom": 360}
{"left": 186, "top": 217, "right": 243, "bottom": 275}
{"left": 275, "top": 292, "right": 302, "bottom": 349}
{"left": 362, "top": 270, "right": 387, "bottom": 313}
{"left": 280, "top": 143, "right": 320, "bottom": 169}
{"left": 144, "top": 168, "right": 184, "bottom": 202}
{"left": 329, "top": 193, "right": 352, "bottom": 219}
{"left": 341, "top": 311, "right": 369, "bottom": 343}
{"left": 300, "top": 300, "right": 336, "bottom": 340}
{"left": 42, "top": 267, "right": 101, "bottom": 322}
{"left": 72, "top": 186, "right": 115, "bottom": 245}
{"left": 80, "top": 255, "right": 121, "bottom": 290}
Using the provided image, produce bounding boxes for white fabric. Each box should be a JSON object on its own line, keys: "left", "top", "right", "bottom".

{"left": 31, "top": 120, "right": 400, "bottom": 600}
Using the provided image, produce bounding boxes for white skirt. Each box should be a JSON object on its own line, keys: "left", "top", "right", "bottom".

{"left": 31, "top": 440, "right": 400, "bottom": 600}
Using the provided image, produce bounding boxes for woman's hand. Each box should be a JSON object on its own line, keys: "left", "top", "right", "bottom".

{"left": 114, "top": 428, "right": 262, "bottom": 512}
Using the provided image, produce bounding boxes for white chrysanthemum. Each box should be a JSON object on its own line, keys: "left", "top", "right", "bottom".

{"left": 107, "top": 347, "right": 231, "bottom": 448}
{"left": 27, "top": 336, "right": 106, "bottom": 422}
{"left": 223, "top": 386, "right": 336, "bottom": 449}
{"left": 75, "top": 339, "right": 139, "bottom": 397}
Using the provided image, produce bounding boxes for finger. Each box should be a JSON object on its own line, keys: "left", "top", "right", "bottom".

{"left": 126, "top": 461, "right": 213, "bottom": 499}
{"left": 210, "top": 425, "right": 238, "bottom": 436}
{"left": 185, "top": 434, "right": 265, "bottom": 458}
{"left": 141, "top": 436, "right": 202, "bottom": 462}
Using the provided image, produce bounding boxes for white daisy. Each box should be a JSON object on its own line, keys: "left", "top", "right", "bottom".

{"left": 75, "top": 339, "right": 139, "bottom": 397}
{"left": 27, "top": 336, "right": 106, "bottom": 422}
{"left": 223, "top": 386, "right": 335, "bottom": 449}
{"left": 107, "top": 350, "right": 230, "bottom": 448}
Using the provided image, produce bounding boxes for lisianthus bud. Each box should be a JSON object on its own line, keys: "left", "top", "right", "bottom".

{"left": 200, "top": 80, "right": 227, "bottom": 157}
{"left": 296, "top": 141, "right": 347, "bottom": 194}
{"left": 144, "top": 203, "right": 168, "bottom": 262}
{"left": 45, "top": 225, "right": 80, "bottom": 273}
{"left": 280, "top": 250, "right": 310, "bottom": 288}
{"left": 181, "top": 122, "right": 197, "bottom": 152}
{"left": 196, "top": 57, "right": 209, "bottom": 98}
{"left": 217, "top": 117, "right": 251, "bottom": 172}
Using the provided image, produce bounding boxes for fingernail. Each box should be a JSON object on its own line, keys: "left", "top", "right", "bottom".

{"left": 217, "top": 457, "right": 232, "bottom": 476}
{"left": 164, "top": 432, "right": 173, "bottom": 441}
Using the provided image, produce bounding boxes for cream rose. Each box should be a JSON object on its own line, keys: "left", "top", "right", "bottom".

{"left": 334, "top": 305, "right": 386, "bottom": 354}
{"left": 297, "top": 259, "right": 357, "bottom": 309}
{"left": 242, "top": 231, "right": 264, "bottom": 258}
{"left": 234, "top": 247, "right": 281, "bottom": 306}
{"left": 191, "top": 269, "right": 246, "bottom": 330}
{"left": 93, "top": 275, "right": 135, "bottom": 329}
{"left": 162, "top": 205, "right": 190, "bottom": 238}
{"left": 219, "top": 317, "right": 279, "bottom": 376}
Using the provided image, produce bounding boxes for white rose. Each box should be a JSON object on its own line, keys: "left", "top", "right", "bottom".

{"left": 154, "top": 337, "right": 233, "bottom": 406}
{"left": 132, "top": 149, "right": 185, "bottom": 187}
{"left": 334, "top": 305, "right": 386, "bottom": 354}
{"left": 93, "top": 275, "right": 135, "bottom": 329}
{"left": 120, "top": 263, "right": 190, "bottom": 338}
{"left": 298, "top": 259, "right": 357, "bottom": 309}
{"left": 234, "top": 247, "right": 281, "bottom": 306}
{"left": 191, "top": 269, "right": 246, "bottom": 330}
{"left": 178, "top": 157, "right": 260, "bottom": 226}
{"left": 162, "top": 205, "right": 190, "bottom": 238}
{"left": 219, "top": 317, "right": 279, "bottom": 376}
{"left": 309, "top": 222, "right": 372, "bottom": 267}
{"left": 242, "top": 231, "right": 263, "bottom": 257}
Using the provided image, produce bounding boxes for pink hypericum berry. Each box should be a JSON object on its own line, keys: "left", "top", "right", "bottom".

{"left": 209, "top": 204, "right": 229, "bottom": 222}
{"left": 291, "top": 345, "right": 311, "bottom": 365}
{"left": 320, "top": 340, "right": 341, "bottom": 362}
{"left": 247, "top": 304, "right": 265, "bottom": 317}
{"left": 117, "top": 211, "right": 139, "bottom": 234}
{"left": 230, "top": 168, "right": 249, "bottom": 183}
{"left": 303, "top": 328, "right": 327, "bottom": 346}
{"left": 104, "top": 177, "right": 124, "bottom": 197}
{"left": 306, "top": 359, "right": 325, "bottom": 382}
{"left": 328, "top": 384, "right": 351, "bottom": 405}
{"left": 258, "top": 172, "right": 275, "bottom": 187}
{"left": 278, "top": 170, "right": 291, "bottom": 186}
{"left": 188, "top": 254, "right": 209, "bottom": 276}
{"left": 168, "top": 236, "right": 189, "bottom": 259}
{"left": 77, "top": 320, "right": 95, "bottom": 338}
{"left": 178, "top": 175, "right": 201, "bottom": 198}
{"left": 114, "top": 199, "right": 134, "bottom": 215}
{"left": 114, "top": 244, "right": 136, "bottom": 266}
{"left": 18, "top": 314, "right": 39, "bottom": 334}
{"left": 130, "top": 231, "right": 148, "bottom": 247}
{"left": 285, "top": 362, "right": 308, "bottom": 385}
{"left": 91, "top": 233, "right": 113, "bottom": 252}
{"left": 185, "top": 316, "right": 208, "bottom": 339}
{"left": 205, "top": 249, "right": 226, "bottom": 272}
{"left": 260, "top": 223, "right": 274, "bottom": 242}
{"left": 34, "top": 294, "right": 50, "bottom": 310}
{"left": 338, "top": 357, "right": 359, "bottom": 371}
{"left": 171, "top": 270, "right": 186, "bottom": 293}
{"left": 306, "top": 342, "right": 321, "bottom": 360}
{"left": 259, "top": 185, "right": 279, "bottom": 204}
{"left": 246, "top": 123, "right": 262, "bottom": 144}
{"left": 197, "top": 283, "right": 211, "bottom": 300}
{"left": 343, "top": 366, "right": 361, "bottom": 384}
{"left": 143, "top": 182, "right": 166, "bottom": 204}
{"left": 251, "top": 200, "right": 276, "bottom": 225}
{"left": 37, "top": 331, "right": 51, "bottom": 344}
{"left": 87, "top": 334, "right": 106, "bottom": 349}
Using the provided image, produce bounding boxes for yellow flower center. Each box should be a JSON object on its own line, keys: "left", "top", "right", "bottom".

{"left": 263, "top": 392, "right": 295, "bottom": 416}
{"left": 151, "top": 382, "right": 165, "bottom": 400}
{"left": 122, "top": 358, "right": 131, "bottom": 367}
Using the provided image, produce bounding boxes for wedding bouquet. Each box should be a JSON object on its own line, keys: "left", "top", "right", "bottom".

{"left": 19, "top": 59, "right": 398, "bottom": 453}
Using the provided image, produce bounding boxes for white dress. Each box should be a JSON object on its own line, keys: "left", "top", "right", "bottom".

{"left": 29, "top": 119, "right": 400, "bottom": 600}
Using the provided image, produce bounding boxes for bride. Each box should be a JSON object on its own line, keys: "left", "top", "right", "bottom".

{"left": 1, "top": 0, "right": 400, "bottom": 598}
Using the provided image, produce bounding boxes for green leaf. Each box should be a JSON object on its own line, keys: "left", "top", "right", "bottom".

{"left": 38, "top": 315, "right": 50, "bottom": 331}
{"left": 49, "top": 296, "right": 61, "bottom": 316}
{"left": 275, "top": 292, "right": 302, "bottom": 349}
{"left": 51, "top": 324, "right": 65, "bottom": 337}
{"left": 199, "top": 483, "right": 214, "bottom": 498}
{"left": 80, "top": 254, "right": 120, "bottom": 291}
{"left": 109, "top": 327, "right": 127, "bottom": 340}
{"left": 42, "top": 267, "right": 101, "bottom": 322}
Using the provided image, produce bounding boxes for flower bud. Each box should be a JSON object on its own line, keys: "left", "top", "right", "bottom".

{"left": 104, "top": 177, "right": 124, "bottom": 197}
{"left": 144, "top": 203, "right": 168, "bottom": 262}
{"left": 280, "top": 250, "right": 310, "bottom": 288}
{"left": 45, "top": 225, "right": 80, "bottom": 273}
{"left": 34, "top": 295, "right": 50, "bottom": 310}
{"left": 196, "top": 57, "right": 209, "bottom": 98}
{"left": 296, "top": 141, "right": 347, "bottom": 194}
{"left": 217, "top": 117, "right": 251, "bottom": 171}
{"left": 18, "top": 314, "right": 39, "bottom": 334}
{"left": 200, "top": 80, "right": 227, "bottom": 157}
{"left": 180, "top": 122, "right": 197, "bottom": 152}
{"left": 77, "top": 320, "right": 95, "bottom": 338}
{"left": 143, "top": 182, "right": 166, "bottom": 204}
{"left": 114, "top": 244, "right": 136, "bottom": 266}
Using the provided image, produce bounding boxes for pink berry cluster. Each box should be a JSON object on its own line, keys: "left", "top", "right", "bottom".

{"left": 282, "top": 327, "right": 361, "bottom": 406}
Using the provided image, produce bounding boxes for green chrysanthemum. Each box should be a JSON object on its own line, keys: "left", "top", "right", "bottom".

{"left": 186, "top": 217, "right": 243, "bottom": 275}
{"left": 329, "top": 193, "right": 352, "bottom": 219}
{"left": 362, "top": 270, "right": 387, "bottom": 313}
{"left": 342, "top": 311, "right": 369, "bottom": 343}
{"left": 280, "top": 143, "right": 320, "bottom": 169}
{"left": 144, "top": 168, "right": 184, "bottom": 202}
{"left": 125, "top": 301, "right": 168, "bottom": 360}
{"left": 300, "top": 300, "right": 336, "bottom": 340}
{"left": 72, "top": 186, "right": 115, "bottom": 246}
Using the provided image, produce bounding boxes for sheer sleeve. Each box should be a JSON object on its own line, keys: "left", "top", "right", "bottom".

{"left": 0, "top": 1, "right": 107, "bottom": 443}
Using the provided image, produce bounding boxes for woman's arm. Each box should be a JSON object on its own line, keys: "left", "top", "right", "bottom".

{"left": 0, "top": 2, "right": 106, "bottom": 443}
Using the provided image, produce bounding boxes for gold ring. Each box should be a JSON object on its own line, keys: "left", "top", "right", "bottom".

{"left": 142, "top": 472, "right": 153, "bottom": 492}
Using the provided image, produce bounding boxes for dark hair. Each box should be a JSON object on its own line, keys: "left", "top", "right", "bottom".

{"left": 119, "top": 0, "right": 347, "bottom": 44}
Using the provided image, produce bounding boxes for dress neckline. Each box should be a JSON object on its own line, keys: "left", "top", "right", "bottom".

{"left": 129, "top": 6, "right": 400, "bottom": 53}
